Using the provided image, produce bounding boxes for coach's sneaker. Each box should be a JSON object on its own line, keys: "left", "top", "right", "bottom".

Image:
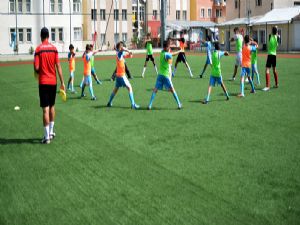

{"left": 50, "top": 132, "right": 56, "bottom": 140}
{"left": 132, "top": 104, "right": 140, "bottom": 110}
{"left": 91, "top": 96, "right": 97, "bottom": 101}
{"left": 262, "top": 87, "right": 270, "bottom": 91}
{"left": 41, "top": 136, "right": 50, "bottom": 144}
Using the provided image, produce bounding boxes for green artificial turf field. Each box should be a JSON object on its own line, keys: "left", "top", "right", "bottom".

{"left": 0, "top": 53, "right": 299, "bottom": 225}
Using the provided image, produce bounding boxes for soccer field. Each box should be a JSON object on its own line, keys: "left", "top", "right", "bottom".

{"left": 0, "top": 53, "right": 299, "bottom": 225}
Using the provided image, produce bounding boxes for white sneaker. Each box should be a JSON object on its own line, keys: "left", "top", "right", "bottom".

{"left": 41, "top": 136, "right": 50, "bottom": 144}
{"left": 262, "top": 87, "right": 270, "bottom": 91}
{"left": 50, "top": 132, "right": 56, "bottom": 140}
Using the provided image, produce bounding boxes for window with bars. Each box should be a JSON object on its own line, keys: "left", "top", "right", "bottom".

{"left": 58, "top": 0, "right": 63, "bottom": 13}
{"left": 50, "top": 0, "right": 55, "bottom": 13}
{"left": 182, "top": 10, "right": 187, "bottom": 20}
{"left": 26, "top": 28, "right": 32, "bottom": 42}
{"left": 18, "top": 0, "right": 22, "bottom": 13}
{"left": 91, "top": 9, "right": 97, "bottom": 20}
{"left": 18, "top": 28, "right": 23, "bottom": 42}
{"left": 74, "top": 27, "right": 82, "bottom": 41}
{"left": 73, "top": 0, "right": 81, "bottom": 13}
{"left": 26, "top": 0, "right": 31, "bottom": 13}
{"left": 51, "top": 28, "right": 56, "bottom": 41}
{"left": 153, "top": 10, "right": 157, "bottom": 20}
{"left": 208, "top": 8, "right": 212, "bottom": 18}
{"left": 58, "top": 28, "right": 63, "bottom": 41}
{"left": 9, "top": 0, "right": 15, "bottom": 13}
{"left": 200, "top": 8, "right": 205, "bottom": 18}
{"left": 100, "top": 9, "right": 106, "bottom": 20}
{"left": 176, "top": 10, "right": 180, "bottom": 20}
{"left": 256, "top": 0, "right": 262, "bottom": 6}
{"left": 122, "top": 9, "right": 127, "bottom": 21}
{"left": 216, "top": 9, "right": 222, "bottom": 18}
{"left": 114, "top": 9, "right": 119, "bottom": 21}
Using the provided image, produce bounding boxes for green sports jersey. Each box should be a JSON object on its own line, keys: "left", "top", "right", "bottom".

{"left": 235, "top": 34, "right": 243, "bottom": 52}
{"left": 268, "top": 35, "right": 278, "bottom": 55}
{"left": 211, "top": 50, "right": 225, "bottom": 77}
{"left": 159, "top": 50, "right": 172, "bottom": 77}
{"left": 146, "top": 41, "right": 153, "bottom": 55}
{"left": 90, "top": 55, "right": 95, "bottom": 68}
{"left": 251, "top": 48, "right": 258, "bottom": 64}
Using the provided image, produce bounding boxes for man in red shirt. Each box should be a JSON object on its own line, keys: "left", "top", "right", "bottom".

{"left": 34, "top": 27, "right": 65, "bottom": 144}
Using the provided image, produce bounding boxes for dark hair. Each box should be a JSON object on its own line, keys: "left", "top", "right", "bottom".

{"left": 234, "top": 27, "right": 239, "bottom": 32}
{"left": 40, "top": 27, "right": 49, "bottom": 40}
{"left": 272, "top": 26, "right": 278, "bottom": 35}
{"left": 69, "top": 44, "right": 74, "bottom": 50}
{"left": 253, "top": 38, "right": 258, "bottom": 43}
{"left": 163, "top": 40, "right": 169, "bottom": 49}
{"left": 180, "top": 37, "right": 185, "bottom": 43}
{"left": 89, "top": 44, "right": 94, "bottom": 49}
{"left": 214, "top": 42, "right": 220, "bottom": 50}
{"left": 206, "top": 35, "right": 211, "bottom": 42}
{"left": 244, "top": 35, "right": 250, "bottom": 44}
{"left": 116, "top": 42, "right": 123, "bottom": 50}
{"left": 85, "top": 44, "right": 91, "bottom": 51}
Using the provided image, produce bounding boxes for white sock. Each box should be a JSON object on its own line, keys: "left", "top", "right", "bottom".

{"left": 44, "top": 125, "right": 50, "bottom": 139}
{"left": 154, "top": 65, "right": 158, "bottom": 74}
{"left": 142, "top": 67, "right": 146, "bottom": 77}
{"left": 49, "top": 121, "right": 54, "bottom": 135}
{"left": 187, "top": 64, "right": 193, "bottom": 77}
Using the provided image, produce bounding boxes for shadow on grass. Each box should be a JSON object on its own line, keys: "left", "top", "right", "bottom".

{"left": 92, "top": 105, "right": 179, "bottom": 111}
{"left": 0, "top": 138, "right": 41, "bottom": 145}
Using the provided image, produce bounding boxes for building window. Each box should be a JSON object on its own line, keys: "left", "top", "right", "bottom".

{"left": 200, "top": 8, "right": 205, "bottom": 18}
{"left": 132, "top": 6, "right": 137, "bottom": 22}
{"left": 216, "top": 9, "right": 222, "bottom": 18}
{"left": 100, "top": 9, "right": 106, "bottom": 20}
{"left": 122, "top": 33, "right": 127, "bottom": 42}
{"left": 100, "top": 34, "right": 106, "bottom": 45}
{"left": 74, "top": 27, "right": 82, "bottom": 41}
{"left": 18, "top": 0, "right": 22, "bottom": 13}
{"left": 259, "top": 29, "right": 266, "bottom": 44}
{"left": 176, "top": 10, "right": 180, "bottom": 20}
{"left": 26, "top": 28, "right": 32, "bottom": 42}
{"left": 122, "top": 9, "right": 127, "bottom": 21}
{"left": 9, "top": 0, "right": 15, "bottom": 13}
{"left": 10, "top": 28, "right": 16, "bottom": 43}
{"left": 18, "top": 28, "right": 23, "bottom": 42}
{"left": 295, "top": 2, "right": 300, "bottom": 6}
{"left": 139, "top": 6, "right": 145, "bottom": 21}
{"left": 114, "top": 33, "right": 119, "bottom": 43}
{"left": 91, "top": 9, "right": 97, "bottom": 20}
{"left": 73, "top": 0, "right": 81, "bottom": 13}
{"left": 51, "top": 28, "right": 56, "bottom": 41}
{"left": 26, "top": 0, "right": 31, "bottom": 13}
{"left": 208, "top": 8, "right": 212, "bottom": 18}
{"left": 271, "top": 3, "right": 273, "bottom": 9}
{"left": 50, "top": 0, "right": 55, "bottom": 13}
{"left": 235, "top": 0, "right": 238, "bottom": 9}
{"left": 256, "top": 0, "right": 262, "bottom": 6}
{"left": 114, "top": 9, "right": 119, "bottom": 21}
{"left": 58, "top": 28, "right": 63, "bottom": 41}
{"left": 278, "top": 28, "right": 282, "bottom": 45}
{"left": 58, "top": 0, "right": 62, "bottom": 13}
{"left": 182, "top": 10, "right": 187, "bottom": 20}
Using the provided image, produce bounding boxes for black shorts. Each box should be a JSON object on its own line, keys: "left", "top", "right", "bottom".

{"left": 39, "top": 85, "right": 57, "bottom": 108}
{"left": 266, "top": 55, "right": 277, "bottom": 68}
{"left": 145, "top": 54, "right": 155, "bottom": 62}
{"left": 176, "top": 52, "right": 186, "bottom": 63}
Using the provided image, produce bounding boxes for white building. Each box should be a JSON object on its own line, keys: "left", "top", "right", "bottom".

{"left": 0, "top": 0, "right": 83, "bottom": 55}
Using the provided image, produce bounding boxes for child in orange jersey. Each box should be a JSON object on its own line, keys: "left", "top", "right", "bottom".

{"left": 67, "top": 44, "right": 76, "bottom": 93}
{"left": 238, "top": 35, "right": 256, "bottom": 97}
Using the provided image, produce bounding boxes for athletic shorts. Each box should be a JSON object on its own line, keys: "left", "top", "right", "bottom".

{"left": 209, "top": 75, "right": 223, "bottom": 87}
{"left": 241, "top": 67, "right": 251, "bottom": 77}
{"left": 266, "top": 55, "right": 277, "bottom": 68}
{"left": 176, "top": 52, "right": 186, "bottom": 63}
{"left": 69, "top": 71, "right": 74, "bottom": 78}
{"left": 83, "top": 75, "right": 92, "bottom": 85}
{"left": 39, "top": 84, "right": 57, "bottom": 108}
{"left": 115, "top": 76, "right": 132, "bottom": 89}
{"left": 145, "top": 54, "right": 155, "bottom": 62}
{"left": 206, "top": 56, "right": 212, "bottom": 65}
{"left": 155, "top": 75, "right": 174, "bottom": 90}
{"left": 91, "top": 67, "right": 96, "bottom": 75}
{"left": 252, "top": 63, "right": 258, "bottom": 74}
{"left": 235, "top": 52, "right": 242, "bottom": 66}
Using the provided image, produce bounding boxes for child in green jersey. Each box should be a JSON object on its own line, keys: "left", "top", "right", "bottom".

{"left": 142, "top": 33, "right": 158, "bottom": 77}
{"left": 263, "top": 26, "right": 280, "bottom": 91}
{"left": 251, "top": 38, "right": 260, "bottom": 85}
{"left": 148, "top": 41, "right": 182, "bottom": 110}
{"left": 203, "top": 42, "right": 230, "bottom": 104}
{"left": 230, "top": 27, "right": 243, "bottom": 81}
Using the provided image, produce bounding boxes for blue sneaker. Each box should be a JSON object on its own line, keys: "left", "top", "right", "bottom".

{"left": 132, "top": 104, "right": 140, "bottom": 109}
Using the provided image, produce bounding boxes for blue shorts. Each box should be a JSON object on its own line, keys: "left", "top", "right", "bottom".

{"left": 115, "top": 76, "right": 132, "bottom": 89}
{"left": 209, "top": 75, "right": 223, "bottom": 86}
{"left": 206, "top": 56, "right": 212, "bottom": 65}
{"left": 91, "top": 68, "right": 96, "bottom": 75}
{"left": 155, "top": 75, "right": 174, "bottom": 90}
{"left": 70, "top": 71, "right": 74, "bottom": 78}
{"left": 252, "top": 64, "right": 258, "bottom": 74}
{"left": 83, "top": 75, "right": 92, "bottom": 85}
{"left": 241, "top": 67, "right": 251, "bottom": 77}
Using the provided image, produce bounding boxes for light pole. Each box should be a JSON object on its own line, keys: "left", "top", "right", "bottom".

{"left": 69, "top": 0, "right": 71, "bottom": 45}
{"left": 43, "top": 0, "right": 45, "bottom": 26}
{"left": 15, "top": 0, "right": 18, "bottom": 54}
{"left": 161, "top": 0, "right": 166, "bottom": 47}
{"left": 115, "top": 0, "right": 119, "bottom": 43}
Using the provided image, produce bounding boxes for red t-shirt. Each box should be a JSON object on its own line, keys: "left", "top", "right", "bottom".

{"left": 34, "top": 41, "right": 59, "bottom": 85}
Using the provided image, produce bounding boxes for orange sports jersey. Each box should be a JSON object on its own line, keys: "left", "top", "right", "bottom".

{"left": 34, "top": 40, "right": 59, "bottom": 85}
{"left": 116, "top": 51, "right": 131, "bottom": 77}
{"left": 83, "top": 52, "right": 92, "bottom": 76}
{"left": 179, "top": 41, "right": 185, "bottom": 52}
{"left": 68, "top": 53, "right": 75, "bottom": 72}
{"left": 242, "top": 45, "right": 252, "bottom": 68}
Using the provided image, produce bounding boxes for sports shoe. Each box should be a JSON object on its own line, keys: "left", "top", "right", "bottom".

{"left": 41, "top": 136, "right": 50, "bottom": 144}
{"left": 141, "top": 74, "right": 144, "bottom": 78}
{"left": 91, "top": 96, "right": 97, "bottom": 101}
{"left": 262, "top": 87, "right": 270, "bottom": 91}
{"left": 178, "top": 103, "right": 182, "bottom": 109}
{"left": 199, "top": 75, "right": 203, "bottom": 78}
{"left": 273, "top": 85, "right": 279, "bottom": 88}
{"left": 237, "top": 93, "right": 245, "bottom": 97}
{"left": 107, "top": 102, "right": 112, "bottom": 107}
{"left": 250, "top": 90, "right": 256, "bottom": 94}
{"left": 147, "top": 106, "right": 151, "bottom": 110}
{"left": 50, "top": 133, "right": 56, "bottom": 140}
{"left": 81, "top": 93, "right": 86, "bottom": 98}
{"left": 231, "top": 77, "right": 236, "bottom": 81}
{"left": 226, "top": 96, "right": 230, "bottom": 101}
{"left": 96, "top": 80, "right": 102, "bottom": 85}
{"left": 131, "top": 104, "right": 140, "bottom": 109}
{"left": 203, "top": 100, "right": 208, "bottom": 104}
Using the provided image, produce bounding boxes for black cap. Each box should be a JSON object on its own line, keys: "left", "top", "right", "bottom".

{"left": 40, "top": 27, "right": 49, "bottom": 39}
